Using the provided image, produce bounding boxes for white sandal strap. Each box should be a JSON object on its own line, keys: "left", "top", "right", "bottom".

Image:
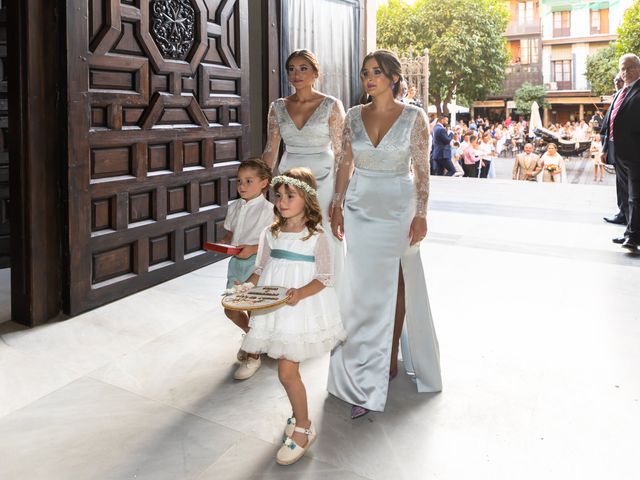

{"left": 293, "top": 425, "right": 313, "bottom": 435}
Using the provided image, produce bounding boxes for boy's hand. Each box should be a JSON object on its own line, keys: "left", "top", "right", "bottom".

{"left": 235, "top": 245, "right": 253, "bottom": 259}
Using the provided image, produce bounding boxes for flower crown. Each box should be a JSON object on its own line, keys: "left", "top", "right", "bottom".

{"left": 270, "top": 175, "right": 317, "bottom": 196}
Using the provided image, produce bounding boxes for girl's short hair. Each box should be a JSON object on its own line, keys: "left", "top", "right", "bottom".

{"left": 285, "top": 49, "right": 321, "bottom": 76}
{"left": 271, "top": 167, "right": 322, "bottom": 240}
{"left": 359, "top": 49, "right": 404, "bottom": 104}
{"left": 238, "top": 158, "right": 272, "bottom": 193}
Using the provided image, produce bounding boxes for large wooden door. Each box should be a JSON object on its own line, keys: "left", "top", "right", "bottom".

{"left": 0, "top": 2, "right": 9, "bottom": 269}
{"left": 66, "top": 0, "right": 249, "bottom": 314}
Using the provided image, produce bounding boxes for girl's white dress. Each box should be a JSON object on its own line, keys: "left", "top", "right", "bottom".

{"left": 241, "top": 227, "right": 346, "bottom": 362}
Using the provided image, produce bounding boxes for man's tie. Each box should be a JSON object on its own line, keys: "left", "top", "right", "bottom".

{"left": 610, "top": 86, "right": 630, "bottom": 141}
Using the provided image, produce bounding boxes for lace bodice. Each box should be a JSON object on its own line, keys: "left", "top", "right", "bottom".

{"left": 334, "top": 104, "right": 431, "bottom": 217}
{"left": 262, "top": 96, "right": 345, "bottom": 169}
{"left": 254, "top": 228, "right": 334, "bottom": 287}
{"left": 540, "top": 153, "right": 563, "bottom": 166}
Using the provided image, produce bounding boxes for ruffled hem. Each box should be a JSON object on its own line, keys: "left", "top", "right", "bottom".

{"left": 242, "top": 325, "right": 347, "bottom": 362}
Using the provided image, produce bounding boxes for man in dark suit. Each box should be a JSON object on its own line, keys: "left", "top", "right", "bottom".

{"left": 601, "top": 54, "right": 640, "bottom": 252}
{"left": 432, "top": 116, "right": 455, "bottom": 176}
{"left": 602, "top": 73, "right": 627, "bottom": 225}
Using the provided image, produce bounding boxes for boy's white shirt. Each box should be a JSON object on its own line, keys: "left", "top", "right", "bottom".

{"left": 223, "top": 195, "right": 275, "bottom": 246}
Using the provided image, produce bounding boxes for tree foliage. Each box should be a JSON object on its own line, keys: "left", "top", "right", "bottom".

{"left": 514, "top": 82, "right": 548, "bottom": 116}
{"left": 376, "top": 0, "right": 415, "bottom": 54}
{"left": 585, "top": 43, "right": 618, "bottom": 97}
{"left": 376, "top": 0, "right": 510, "bottom": 114}
{"left": 617, "top": 0, "right": 640, "bottom": 57}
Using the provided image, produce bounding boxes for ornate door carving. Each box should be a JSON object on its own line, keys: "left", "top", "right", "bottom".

{"left": 66, "top": 0, "right": 248, "bottom": 314}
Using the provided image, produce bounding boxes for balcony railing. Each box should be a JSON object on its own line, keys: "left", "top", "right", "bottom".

{"left": 545, "top": 81, "right": 574, "bottom": 91}
{"left": 505, "top": 20, "right": 541, "bottom": 37}
{"left": 553, "top": 27, "right": 571, "bottom": 37}
{"left": 501, "top": 63, "right": 543, "bottom": 96}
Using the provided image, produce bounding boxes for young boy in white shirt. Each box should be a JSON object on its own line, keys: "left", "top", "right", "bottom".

{"left": 221, "top": 158, "right": 274, "bottom": 379}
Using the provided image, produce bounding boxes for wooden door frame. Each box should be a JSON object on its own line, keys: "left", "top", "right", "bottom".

{"left": 263, "top": 0, "right": 281, "bottom": 114}
{"left": 7, "top": 0, "right": 64, "bottom": 326}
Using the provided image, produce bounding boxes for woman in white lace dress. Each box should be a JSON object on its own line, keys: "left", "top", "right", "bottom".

{"left": 327, "top": 50, "right": 442, "bottom": 418}
{"left": 540, "top": 143, "right": 567, "bottom": 183}
{"left": 262, "top": 49, "right": 345, "bottom": 239}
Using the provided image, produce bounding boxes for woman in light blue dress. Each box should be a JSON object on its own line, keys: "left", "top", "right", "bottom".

{"left": 262, "top": 49, "right": 345, "bottom": 248}
{"left": 328, "top": 50, "right": 442, "bottom": 418}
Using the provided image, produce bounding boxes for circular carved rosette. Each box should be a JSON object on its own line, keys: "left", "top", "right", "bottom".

{"left": 151, "top": 0, "right": 196, "bottom": 60}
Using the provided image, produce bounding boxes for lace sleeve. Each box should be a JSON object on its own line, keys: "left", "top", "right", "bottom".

{"left": 332, "top": 109, "right": 355, "bottom": 209}
{"left": 328, "top": 99, "right": 346, "bottom": 167}
{"left": 410, "top": 108, "right": 431, "bottom": 218}
{"left": 253, "top": 228, "right": 272, "bottom": 276}
{"left": 261, "top": 101, "right": 281, "bottom": 171}
{"left": 312, "top": 232, "right": 333, "bottom": 287}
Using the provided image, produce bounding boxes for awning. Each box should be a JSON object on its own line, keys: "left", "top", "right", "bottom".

{"left": 427, "top": 103, "right": 470, "bottom": 113}
{"left": 547, "top": 96, "right": 606, "bottom": 104}
{"left": 473, "top": 100, "right": 505, "bottom": 108}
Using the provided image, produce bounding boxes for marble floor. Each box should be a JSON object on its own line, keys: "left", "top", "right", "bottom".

{"left": 1, "top": 177, "right": 639, "bottom": 480}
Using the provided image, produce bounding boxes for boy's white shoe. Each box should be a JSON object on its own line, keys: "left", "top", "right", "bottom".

{"left": 237, "top": 348, "right": 248, "bottom": 362}
{"left": 233, "top": 356, "right": 261, "bottom": 380}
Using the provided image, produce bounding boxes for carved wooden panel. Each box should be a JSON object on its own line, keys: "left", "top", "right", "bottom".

{"left": 66, "top": 0, "right": 249, "bottom": 314}
{"left": 0, "top": 3, "right": 9, "bottom": 268}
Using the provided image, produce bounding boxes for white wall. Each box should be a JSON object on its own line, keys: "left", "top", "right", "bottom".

{"left": 542, "top": 45, "right": 552, "bottom": 85}
{"left": 571, "top": 7, "right": 589, "bottom": 37}
{"left": 573, "top": 43, "right": 589, "bottom": 90}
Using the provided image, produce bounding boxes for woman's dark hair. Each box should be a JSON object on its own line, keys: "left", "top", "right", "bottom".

{"left": 285, "top": 49, "right": 320, "bottom": 76}
{"left": 358, "top": 49, "right": 404, "bottom": 104}
{"left": 237, "top": 158, "right": 272, "bottom": 193}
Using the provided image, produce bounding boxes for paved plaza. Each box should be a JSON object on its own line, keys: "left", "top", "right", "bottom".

{"left": 1, "top": 176, "right": 638, "bottom": 480}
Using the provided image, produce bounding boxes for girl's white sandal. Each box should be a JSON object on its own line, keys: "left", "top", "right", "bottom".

{"left": 283, "top": 416, "right": 296, "bottom": 440}
{"left": 276, "top": 424, "right": 316, "bottom": 466}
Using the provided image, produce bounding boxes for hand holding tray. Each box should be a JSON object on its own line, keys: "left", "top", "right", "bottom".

{"left": 222, "top": 285, "right": 290, "bottom": 311}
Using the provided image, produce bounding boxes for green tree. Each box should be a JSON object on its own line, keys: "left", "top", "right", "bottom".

{"left": 585, "top": 43, "right": 618, "bottom": 97}
{"left": 617, "top": 0, "right": 640, "bottom": 56}
{"left": 514, "top": 83, "right": 548, "bottom": 116}
{"left": 376, "top": 0, "right": 415, "bottom": 54}
{"left": 376, "top": 0, "right": 510, "bottom": 114}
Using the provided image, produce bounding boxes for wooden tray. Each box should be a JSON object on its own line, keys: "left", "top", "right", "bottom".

{"left": 222, "top": 286, "right": 290, "bottom": 311}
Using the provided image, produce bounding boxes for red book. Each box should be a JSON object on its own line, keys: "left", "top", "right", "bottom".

{"left": 203, "top": 242, "right": 243, "bottom": 255}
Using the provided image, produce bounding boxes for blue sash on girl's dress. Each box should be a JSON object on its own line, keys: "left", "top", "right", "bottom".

{"left": 270, "top": 249, "right": 315, "bottom": 263}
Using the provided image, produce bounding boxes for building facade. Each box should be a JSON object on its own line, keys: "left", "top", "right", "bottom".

{"left": 474, "top": 0, "right": 543, "bottom": 119}
{"left": 474, "top": 0, "right": 632, "bottom": 124}
{"left": 540, "top": 0, "right": 632, "bottom": 125}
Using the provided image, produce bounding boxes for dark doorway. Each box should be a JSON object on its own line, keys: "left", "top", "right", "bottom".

{"left": 0, "top": 0, "right": 11, "bottom": 323}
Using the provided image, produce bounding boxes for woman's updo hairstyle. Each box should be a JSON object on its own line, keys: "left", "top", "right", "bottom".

{"left": 285, "top": 49, "right": 321, "bottom": 77}
{"left": 359, "top": 49, "right": 404, "bottom": 104}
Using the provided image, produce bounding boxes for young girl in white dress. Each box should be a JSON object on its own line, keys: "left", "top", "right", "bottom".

{"left": 240, "top": 167, "right": 345, "bottom": 466}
